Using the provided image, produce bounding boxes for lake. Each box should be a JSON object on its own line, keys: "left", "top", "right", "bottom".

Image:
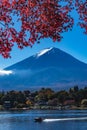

{"left": 0, "top": 110, "right": 87, "bottom": 130}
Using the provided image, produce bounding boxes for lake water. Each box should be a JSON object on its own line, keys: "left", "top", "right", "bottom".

{"left": 0, "top": 110, "right": 87, "bottom": 130}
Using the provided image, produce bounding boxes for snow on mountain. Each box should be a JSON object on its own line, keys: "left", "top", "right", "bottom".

{"left": 37, "top": 47, "right": 53, "bottom": 57}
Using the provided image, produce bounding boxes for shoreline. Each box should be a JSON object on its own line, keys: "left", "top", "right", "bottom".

{"left": 0, "top": 105, "right": 87, "bottom": 111}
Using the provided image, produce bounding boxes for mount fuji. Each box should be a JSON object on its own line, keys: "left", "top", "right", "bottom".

{"left": 0, "top": 47, "right": 87, "bottom": 90}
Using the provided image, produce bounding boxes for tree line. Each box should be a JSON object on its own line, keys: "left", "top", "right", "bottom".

{"left": 0, "top": 86, "right": 87, "bottom": 110}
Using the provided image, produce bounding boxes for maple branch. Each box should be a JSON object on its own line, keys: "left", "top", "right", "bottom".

{"left": 0, "top": 0, "right": 86, "bottom": 58}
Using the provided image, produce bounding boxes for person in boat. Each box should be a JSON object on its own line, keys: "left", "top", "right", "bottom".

{"left": 34, "top": 117, "right": 43, "bottom": 122}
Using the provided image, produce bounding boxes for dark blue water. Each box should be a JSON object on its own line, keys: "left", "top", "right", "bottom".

{"left": 0, "top": 110, "right": 87, "bottom": 130}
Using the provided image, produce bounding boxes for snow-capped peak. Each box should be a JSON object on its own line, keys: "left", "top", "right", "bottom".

{"left": 37, "top": 47, "right": 53, "bottom": 57}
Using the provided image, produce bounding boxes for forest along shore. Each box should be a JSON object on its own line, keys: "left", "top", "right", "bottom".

{"left": 0, "top": 86, "right": 87, "bottom": 111}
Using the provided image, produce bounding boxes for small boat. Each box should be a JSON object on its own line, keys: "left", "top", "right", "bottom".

{"left": 34, "top": 117, "right": 43, "bottom": 122}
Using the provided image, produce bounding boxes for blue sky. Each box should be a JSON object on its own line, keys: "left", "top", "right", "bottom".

{"left": 0, "top": 9, "right": 87, "bottom": 69}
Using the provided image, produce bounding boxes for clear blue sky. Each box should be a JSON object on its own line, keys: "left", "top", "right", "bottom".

{"left": 0, "top": 10, "right": 87, "bottom": 69}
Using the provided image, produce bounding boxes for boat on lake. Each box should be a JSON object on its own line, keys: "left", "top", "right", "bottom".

{"left": 34, "top": 117, "right": 43, "bottom": 122}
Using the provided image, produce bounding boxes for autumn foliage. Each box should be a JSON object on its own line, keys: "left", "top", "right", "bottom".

{"left": 0, "top": 0, "right": 87, "bottom": 58}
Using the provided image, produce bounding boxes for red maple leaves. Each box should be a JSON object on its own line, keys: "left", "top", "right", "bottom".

{"left": 0, "top": 0, "right": 86, "bottom": 58}
{"left": 76, "top": 0, "right": 87, "bottom": 34}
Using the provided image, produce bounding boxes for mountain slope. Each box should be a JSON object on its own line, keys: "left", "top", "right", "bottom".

{"left": 6, "top": 47, "right": 87, "bottom": 70}
{"left": 0, "top": 47, "right": 87, "bottom": 90}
